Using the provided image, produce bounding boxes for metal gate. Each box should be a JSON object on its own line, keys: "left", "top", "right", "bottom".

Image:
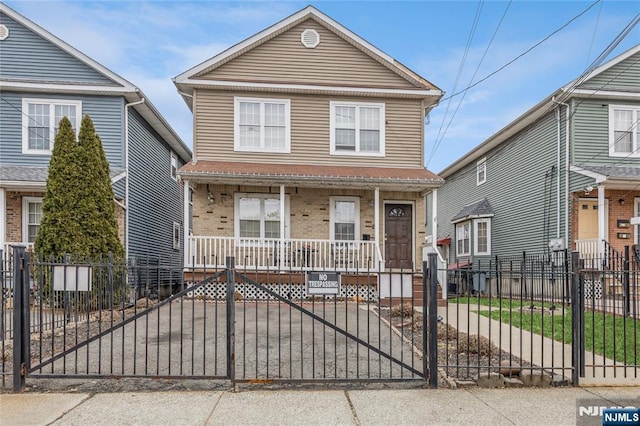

{"left": 8, "top": 248, "right": 430, "bottom": 391}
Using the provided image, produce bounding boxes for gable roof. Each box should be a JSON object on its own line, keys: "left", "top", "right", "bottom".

{"left": 439, "top": 44, "right": 640, "bottom": 178}
{"left": 0, "top": 2, "right": 191, "bottom": 162}
{"left": 174, "top": 5, "right": 442, "bottom": 108}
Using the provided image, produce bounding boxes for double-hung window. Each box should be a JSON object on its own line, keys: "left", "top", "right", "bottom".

{"left": 477, "top": 158, "right": 487, "bottom": 185}
{"left": 22, "top": 197, "right": 43, "bottom": 244}
{"left": 330, "top": 197, "right": 360, "bottom": 241}
{"left": 22, "top": 98, "right": 82, "bottom": 154}
{"left": 171, "top": 152, "right": 178, "bottom": 180}
{"left": 234, "top": 97, "right": 290, "bottom": 153}
{"left": 609, "top": 105, "right": 640, "bottom": 157}
{"left": 455, "top": 222, "right": 470, "bottom": 257}
{"left": 330, "top": 102, "right": 385, "bottom": 156}
{"left": 235, "top": 194, "right": 288, "bottom": 240}
{"left": 474, "top": 219, "right": 491, "bottom": 255}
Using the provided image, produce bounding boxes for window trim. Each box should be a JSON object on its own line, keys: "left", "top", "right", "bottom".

{"left": 608, "top": 105, "right": 640, "bottom": 158}
{"left": 329, "top": 196, "right": 360, "bottom": 241}
{"left": 22, "top": 196, "right": 43, "bottom": 244}
{"left": 474, "top": 218, "right": 491, "bottom": 255}
{"left": 329, "top": 101, "right": 385, "bottom": 157}
{"left": 476, "top": 157, "right": 487, "bottom": 185}
{"left": 233, "top": 97, "right": 291, "bottom": 153}
{"left": 170, "top": 152, "right": 178, "bottom": 181}
{"left": 455, "top": 221, "right": 470, "bottom": 257}
{"left": 22, "top": 98, "right": 82, "bottom": 155}
{"left": 233, "top": 193, "right": 290, "bottom": 240}
{"left": 173, "top": 222, "right": 180, "bottom": 250}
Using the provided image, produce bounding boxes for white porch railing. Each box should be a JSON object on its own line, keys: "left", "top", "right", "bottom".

{"left": 575, "top": 238, "right": 604, "bottom": 269}
{"left": 423, "top": 245, "right": 448, "bottom": 299}
{"left": 186, "top": 236, "right": 382, "bottom": 272}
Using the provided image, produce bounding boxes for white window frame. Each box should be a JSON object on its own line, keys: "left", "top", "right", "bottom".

{"left": 477, "top": 157, "right": 487, "bottom": 185}
{"left": 609, "top": 105, "right": 640, "bottom": 158}
{"left": 171, "top": 152, "right": 178, "bottom": 181}
{"left": 330, "top": 196, "right": 360, "bottom": 242}
{"left": 22, "top": 98, "right": 82, "bottom": 155}
{"left": 233, "top": 97, "right": 291, "bottom": 153}
{"left": 22, "top": 196, "right": 43, "bottom": 244}
{"left": 455, "top": 221, "right": 470, "bottom": 257}
{"left": 233, "top": 193, "right": 290, "bottom": 240}
{"left": 330, "top": 101, "right": 385, "bottom": 157}
{"left": 474, "top": 218, "right": 491, "bottom": 255}
{"left": 173, "top": 222, "right": 180, "bottom": 250}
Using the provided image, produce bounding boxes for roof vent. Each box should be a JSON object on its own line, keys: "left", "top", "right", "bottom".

{"left": 300, "top": 29, "right": 320, "bottom": 49}
{"left": 0, "top": 25, "right": 9, "bottom": 41}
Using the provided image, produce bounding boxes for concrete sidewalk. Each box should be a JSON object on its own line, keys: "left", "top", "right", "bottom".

{"left": 1, "top": 387, "right": 638, "bottom": 425}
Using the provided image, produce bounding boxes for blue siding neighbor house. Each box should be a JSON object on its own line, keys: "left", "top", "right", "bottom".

{"left": 0, "top": 3, "right": 192, "bottom": 264}
{"left": 427, "top": 44, "right": 640, "bottom": 267}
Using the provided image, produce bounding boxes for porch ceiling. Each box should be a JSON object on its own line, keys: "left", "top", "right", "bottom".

{"left": 178, "top": 160, "right": 443, "bottom": 191}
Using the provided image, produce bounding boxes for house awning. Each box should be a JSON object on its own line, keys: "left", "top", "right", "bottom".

{"left": 178, "top": 160, "right": 443, "bottom": 191}
{"left": 570, "top": 164, "right": 640, "bottom": 190}
{"left": 452, "top": 198, "right": 494, "bottom": 223}
{"left": 0, "top": 166, "right": 125, "bottom": 189}
{"left": 437, "top": 236, "right": 451, "bottom": 246}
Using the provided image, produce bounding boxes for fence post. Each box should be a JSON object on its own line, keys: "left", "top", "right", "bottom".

{"left": 623, "top": 246, "right": 630, "bottom": 318}
{"left": 427, "top": 253, "right": 439, "bottom": 388}
{"left": 226, "top": 256, "right": 236, "bottom": 387}
{"left": 570, "top": 251, "right": 581, "bottom": 386}
{"left": 12, "top": 245, "right": 28, "bottom": 392}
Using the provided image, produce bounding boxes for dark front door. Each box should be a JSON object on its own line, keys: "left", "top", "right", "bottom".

{"left": 385, "top": 204, "right": 413, "bottom": 269}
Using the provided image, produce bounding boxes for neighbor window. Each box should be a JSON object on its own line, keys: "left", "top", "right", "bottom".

{"left": 477, "top": 158, "right": 487, "bottom": 185}
{"left": 330, "top": 197, "right": 360, "bottom": 241}
{"left": 609, "top": 105, "right": 639, "bottom": 157}
{"left": 173, "top": 222, "right": 180, "bottom": 250}
{"left": 22, "top": 99, "right": 82, "bottom": 154}
{"left": 330, "top": 102, "right": 385, "bottom": 156}
{"left": 234, "top": 97, "right": 290, "bottom": 153}
{"left": 474, "top": 218, "right": 491, "bottom": 255}
{"left": 171, "top": 152, "right": 178, "bottom": 180}
{"left": 22, "top": 197, "right": 43, "bottom": 244}
{"left": 455, "top": 222, "right": 470, "bottom": 257}
{"left": 235, "top": 194, "right": 289, "bottom": 239}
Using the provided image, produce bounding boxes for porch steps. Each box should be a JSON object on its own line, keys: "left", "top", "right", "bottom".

{"left": 379, "top": 275, "right": 447, "bottom": 308}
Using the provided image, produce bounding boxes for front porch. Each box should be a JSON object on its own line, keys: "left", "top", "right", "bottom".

{"left": 186, "top": 236, "right": 382, "bottom": 271}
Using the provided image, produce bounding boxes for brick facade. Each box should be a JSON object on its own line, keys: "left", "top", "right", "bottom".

{"left": 5, "top": 190, "right": 126, "bottom": 246}
{"left": 571, "top": 189, "right": 639, "bottom": 253}
{"left": 192, "top": 184, "right": 427, "bottom": 268}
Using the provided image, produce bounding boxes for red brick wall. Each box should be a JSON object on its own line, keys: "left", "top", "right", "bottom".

{"left": 6, "top": 191, "right": 44, "bottom": 243}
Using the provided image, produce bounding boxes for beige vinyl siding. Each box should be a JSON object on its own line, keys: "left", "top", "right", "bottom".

{"left": 195, "top": 90, "right": 424, "bottom": 168}
{"left": 200, "top": 19, "right": 417, "bottom": 89}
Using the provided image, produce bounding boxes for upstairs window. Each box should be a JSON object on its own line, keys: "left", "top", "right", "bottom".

{"left": 477, "top": 158, "right": 487, "bottom": 185}
{"left": 609, "top": 105, "right": 639, "bottom": 157}
{"left": 234, "top": 97, "right": 290, "bottom": 153}
{"left": 171, "top": 152, "right": 178, "bottom": 180}
{"left": 22, "top": 99, "right": 82, "bottom": 154}
{"left": 330, "top": 102, "right": 385, "bottom": 156}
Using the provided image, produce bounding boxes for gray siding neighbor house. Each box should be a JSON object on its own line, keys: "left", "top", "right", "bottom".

{"left": 0, "top": 3, "right": 192, "bottom": 264}
{"left": 427, "top": 44, "right": 640, "bottom": 266}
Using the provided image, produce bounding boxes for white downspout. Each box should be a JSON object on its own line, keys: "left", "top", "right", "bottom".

{"left": 124, "top": 97, "right": 146, "bottom": 258}
{"left": 280, "top": 184, "right": 285, "bottom": 265}
{"left": 374, "top": 187, "right": 380, "bottom": 268}
{"left": 598, "top": 185, "right": 606, "bottom": 256}
{"left": 432, "top": 188, "right": 438, "bottom": 251}
{"left": 0, "top": 188, "right": 5, "bottom": 250}
{"left": 564, "top": 101, "right": 570, "bottom": 250}
{"left": 552, "top": 97, "right": 569, "bottom": 243}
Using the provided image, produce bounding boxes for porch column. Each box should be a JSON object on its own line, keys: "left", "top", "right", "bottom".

{"left": 374, "top": 187, "right": 380, "bottom": 266}
{"left": 0, "top": 188, "right": 5, "bottom": 250}
{"left": 598, "top": 185, "right": 605, "bottom": 256}
{"left": 431, "top": 188, "right": 438, "bottom": 251}
{"left": 280, "top": 184, "right": 285, "bottom": 265}
{"left": 183, "top": 180, "right": 190, "bottom": 267}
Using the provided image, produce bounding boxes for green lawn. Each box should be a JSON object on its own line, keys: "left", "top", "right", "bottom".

{"left": 451, "top": 296, "right": 638, "bottom": 365}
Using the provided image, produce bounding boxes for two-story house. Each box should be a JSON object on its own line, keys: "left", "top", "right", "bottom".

{"left": 0, "top": 3, "right": 192, "bottom": 264}
{"left": 174, "top": 6, "right": 443, "bottom": 278}
{"left": 428, "top": 44, "right": 640, "bottom": 268}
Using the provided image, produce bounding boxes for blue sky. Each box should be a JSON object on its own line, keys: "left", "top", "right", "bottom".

{"left": 7, "top": 0, "right": 640, "bottom": 172}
